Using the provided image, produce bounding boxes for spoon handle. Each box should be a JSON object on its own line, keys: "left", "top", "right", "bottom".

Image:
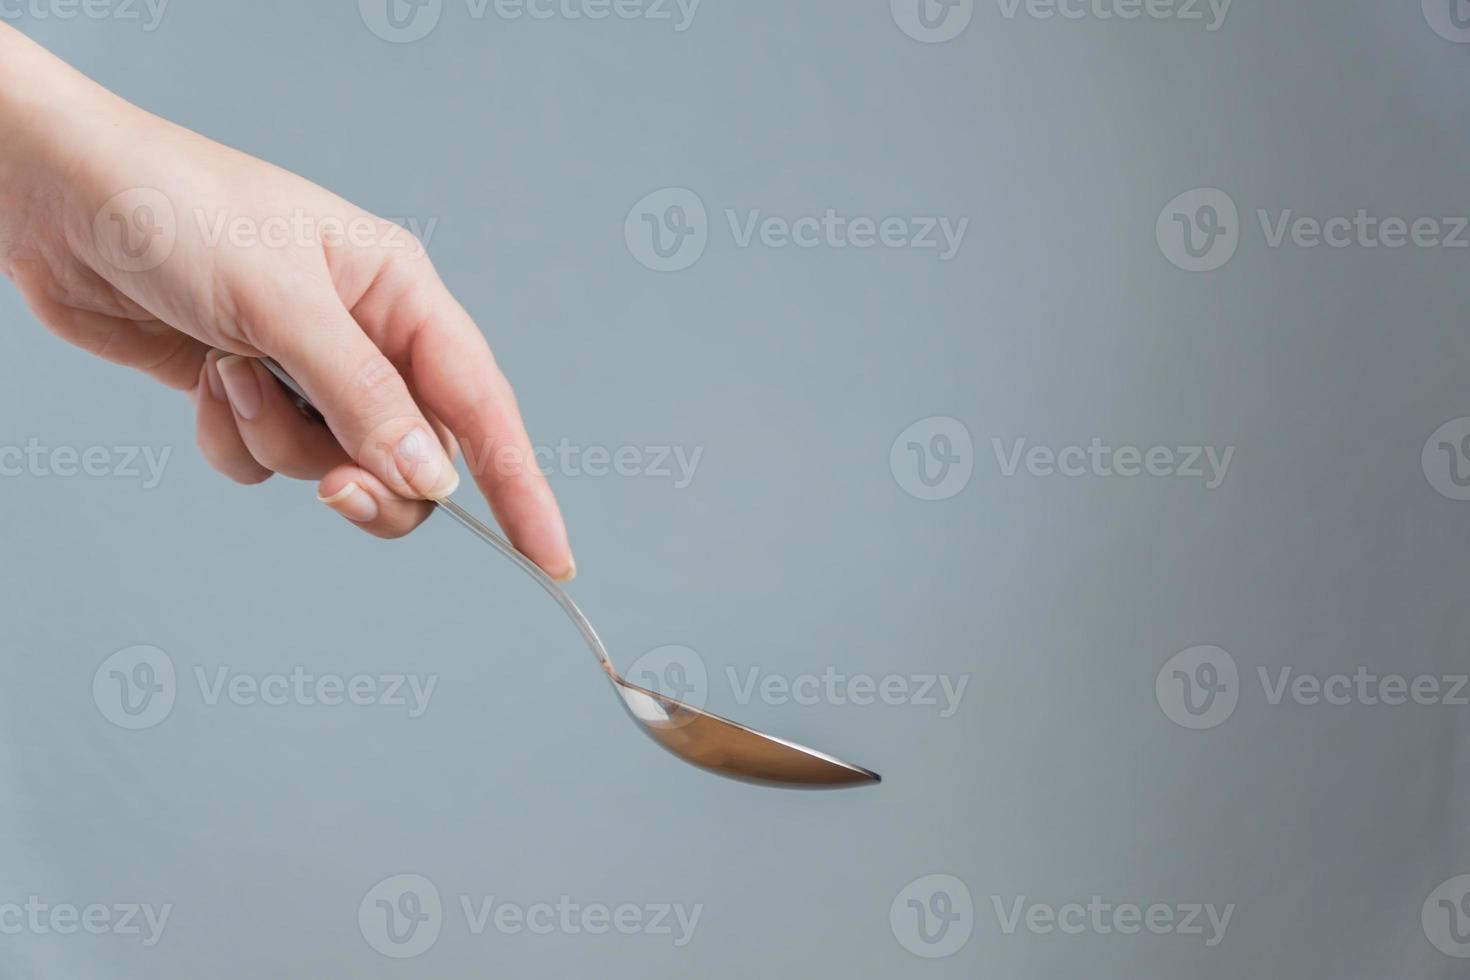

{"left": 257, "top": 356, "right": 617, "bottom": 677}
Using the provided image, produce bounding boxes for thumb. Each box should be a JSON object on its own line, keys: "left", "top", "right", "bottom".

{"left": 251, "top": 290, "right": 459, "bottom": 501}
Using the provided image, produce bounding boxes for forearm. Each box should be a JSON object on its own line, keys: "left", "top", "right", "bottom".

{"left": 0, "top": 25, "right": 124, "bottom": 270}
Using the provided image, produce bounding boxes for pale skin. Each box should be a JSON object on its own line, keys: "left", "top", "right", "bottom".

{"left": 0, "top": 24, "right": 574, "bottom": 580}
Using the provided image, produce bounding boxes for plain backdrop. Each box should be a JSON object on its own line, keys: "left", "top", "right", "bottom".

{"left": 2, "top": 1, "right": 1469, "bottom": 976}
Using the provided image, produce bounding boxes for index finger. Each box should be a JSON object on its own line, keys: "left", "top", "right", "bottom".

{"left": 399, "top": 269, "right": 575, "bottom": 582}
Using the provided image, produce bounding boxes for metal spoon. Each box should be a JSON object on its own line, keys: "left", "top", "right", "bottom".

{"left": 260, "top": 358, "right": 881, "bottom": 789}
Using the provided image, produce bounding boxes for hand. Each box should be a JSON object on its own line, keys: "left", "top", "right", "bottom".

{"left": 0, "top": 25, "right": 574, "bottom": 580}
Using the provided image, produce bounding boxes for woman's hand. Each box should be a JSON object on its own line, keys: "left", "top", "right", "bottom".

{"left": 0, "top": 25, "right": 574, "bottom": 580}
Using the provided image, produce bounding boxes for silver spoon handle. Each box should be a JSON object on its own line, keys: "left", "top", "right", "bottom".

{"left": 257, "top": 357, "right": 616, "bottom": 677}
{"left": 432, "top": 496, "right": 614, "bottom": 675}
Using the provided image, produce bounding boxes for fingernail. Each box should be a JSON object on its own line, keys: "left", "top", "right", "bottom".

{"left": 318, "top": 482, "right": 379, "bottom": 524}
{"left": 395, "top": 427, "right": 460, "bottom": 499}
{"left": 553, "top": 556, "right": 577, "bottom": 584}
{"left": 204, "top": 352, "right": 226, "bottom": 403}
{"left": 216, "top": 356, "right": 263, "bottom": 421}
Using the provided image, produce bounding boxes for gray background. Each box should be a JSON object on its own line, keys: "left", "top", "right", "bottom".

{"left": 2, "top": 0, "right": 1469, "bottom": 976}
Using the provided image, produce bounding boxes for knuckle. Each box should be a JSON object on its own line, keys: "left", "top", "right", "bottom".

{"left": 344, "top": 353, "right": 408, "bottom": 411}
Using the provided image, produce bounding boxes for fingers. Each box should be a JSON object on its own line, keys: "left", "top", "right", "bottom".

{"left": 316, "top": 465, "right": 434, "bottom": 539}
{"left": 246, "top": 290, "right": 461, "bottom": 502}
{"left": 354, "top": 258, "right": 573, "bottom": 580}
{"left": 415, "top": 291, "right": 574, "bottom": 580}
{"left": 199, "top": 351, "right": 441, "bottom": 538}
{"left": 213, "top": 352, "right": 350, "bottom": 479}
{"left": 195, "top": 355, "right": 272, "bottom": 484}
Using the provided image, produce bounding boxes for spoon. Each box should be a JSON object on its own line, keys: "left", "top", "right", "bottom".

{"left": 259, "top": 358, "right": 881, "bottom": 789}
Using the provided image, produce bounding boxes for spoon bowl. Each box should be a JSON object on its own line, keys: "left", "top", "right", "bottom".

{"left": 614, "top": 678, "right": 881, "bottom": 787}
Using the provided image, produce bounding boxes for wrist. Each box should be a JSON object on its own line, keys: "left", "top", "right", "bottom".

{"left": 0, "top": 26, "right": 124, "bottom": 266}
